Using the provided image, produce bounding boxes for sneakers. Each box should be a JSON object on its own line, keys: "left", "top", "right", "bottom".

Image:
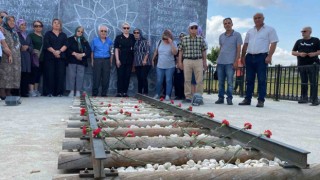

{"left": 68, "top": 91, "right": 74, "bottom": 97}
{"left": 227, "top": 99, "right": 233, "bottom": 105}
{"left": 238, "top": 99, "right": 251, "bottom": 105}
{"left": 311, "top": 100, "right": 319, "bottom": 106}
{"left": 215, "top": 98, "right": 224, "bottom": 104}
{"left": 35, "top": 90, "right": 41, "bottom": 97}
{"left": 298, "top": 98, "right": 308, "bottom": 104}
{"left": 165, "top": 95, "right": 170, "bottom": 101}
{"left": 29, "top": 91, "right": 37, "bottom": 97}
{"left": 256, "top": 100, "right": 264, "bottom": 108}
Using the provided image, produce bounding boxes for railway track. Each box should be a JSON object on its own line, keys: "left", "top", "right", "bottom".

{"left": 53, "top": 94, "right": 320, "bottom": 179}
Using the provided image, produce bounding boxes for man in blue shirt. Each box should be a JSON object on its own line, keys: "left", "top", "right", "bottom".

{"left": 91, "top": 25, "right": 113, "bottom": 96}
{"left": 215, "top": 18, "right": 242, "bottom": 105}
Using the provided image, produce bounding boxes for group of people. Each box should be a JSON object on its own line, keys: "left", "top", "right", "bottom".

{"left": 215, "top": 12, "right": 319, "bottom": 107}
{"left": 0, "top": 11, "right": 318, "bottom": 106}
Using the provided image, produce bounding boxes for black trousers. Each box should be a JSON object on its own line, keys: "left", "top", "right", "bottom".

{"left": 173, "top": 68, "right": 185, "bottom": 99}
{"left": 234, "top": 76, "right": 244, "bottom": 93}
{"left": 135, "top": 65, "right": 151, "bottom": 94}
{"left": 299, "top": 65, "right": 318, "bottom": 101}
{"left": 92, "top": 58, "right": 111, "bottom": 96}
{"left": 20, "top": 72, "right": 31, "bottom": 97}
{"left": 117, "top": 63, "right": 132, "bottom": 94}
{"left": 43, "top": 58, "right": 66, "bottom": 96}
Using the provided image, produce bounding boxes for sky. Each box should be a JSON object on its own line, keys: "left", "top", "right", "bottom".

{"left": 206, "top": 0, "right": 320, "bottom": 65}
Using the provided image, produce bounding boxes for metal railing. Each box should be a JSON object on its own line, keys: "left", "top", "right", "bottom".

{"left": 204, "top": 64, "right": 320, "bottom": 101}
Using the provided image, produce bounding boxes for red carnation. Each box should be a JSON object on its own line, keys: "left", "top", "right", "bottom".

{"left": 138, "top": 100, "right": 142, "bottom": 103}
{"left": 221, "top": 119, "right": 230, "bottom": 126}
{"left": 136, "top": 109, "right": 140, "bottom": 111}
{"left": 189, "top": 131, "right": 199, "bottom": 137}
{"left": 244, "top": 122, "right": 252, "bottom": 130}
{"left": 102, "top": 117, "right": 107, "bottom": 121}
{"left": 188, "top": 106, "right": 192, "bottom": 111}
{"left": 107, "top": 104, "right": 112, "bottom": 107}
{"left": 93, "top": 128, "right": 102, "bottom": 138}
{"left": 207, "top": 112, "right": 214, "bottom": 118}
{"left": 170, "top": 100, "right": 174, "bottom": 104}
{"left": 124, "top": 111, "right": 132, "bottom": 117}
{"left": 125, "top": 130, "right": 135, "bottom": 137}
{"left": 160, "top": 97, "right": 164, "bottom": 101}
{"left": 80, "top": 108, "right": 86, "bottom": 116}
{"left": 82, "top": 92, "right": 86, "bottom": 97}
{"left": 104, "top": 110, "right": 108, "bottom": 115}
{"left": 120, "top": 109, "right": 124, "bottom": 114}
{"left": 264, "top": 130, "right": 272, "bottom": 138}
{"left": 82, "top": 125, "right": 87, "bottom": 135}
{"left": 176, "top": 103, "right": 182, "bottom": 108}
{"left": 134, "top": 105, "right": 138, "bottom": 108}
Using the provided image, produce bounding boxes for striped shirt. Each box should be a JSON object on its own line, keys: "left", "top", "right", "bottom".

{"left": 178, "top": 35, "right": 207, "bottom": 59}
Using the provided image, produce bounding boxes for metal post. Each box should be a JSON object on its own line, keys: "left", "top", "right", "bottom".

{"left": 275, "top": 64, "right": 281, "bottom": 101}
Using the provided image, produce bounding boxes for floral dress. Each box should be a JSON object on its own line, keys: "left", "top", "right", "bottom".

{"left": 0, "top": 28, "right": 21, "bottom": 88}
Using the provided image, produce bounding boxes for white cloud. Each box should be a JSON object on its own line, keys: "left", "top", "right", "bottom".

{"left": 214, "top": 0, "right": 283, "bottom": 9}
{"left": 206, "top": 15, "right": 295, "bottom": 66}
{"left": 273, "top": 47, "right": 296, "bottom": 66}
{"left": 206, "top": 15, "right": 252, "bottom": 49}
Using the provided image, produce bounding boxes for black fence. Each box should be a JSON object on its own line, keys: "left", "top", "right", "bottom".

{"left": 204, "top": 64, "right": 320, "bottom": 101}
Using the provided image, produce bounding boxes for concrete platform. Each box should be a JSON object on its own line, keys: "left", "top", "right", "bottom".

{"left": 0, "top": 95, "right": 319, "bottom": 179}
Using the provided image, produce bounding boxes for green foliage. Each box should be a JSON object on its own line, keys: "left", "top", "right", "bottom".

{"left": 207, "top": 46, "right": 220, "bottom": 64}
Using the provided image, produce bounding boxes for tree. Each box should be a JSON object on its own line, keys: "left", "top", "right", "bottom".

{"left": 207, "top": 46, "right": 220, "bottom": 64}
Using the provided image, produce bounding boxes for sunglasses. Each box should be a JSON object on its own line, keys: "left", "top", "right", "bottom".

{"left": 77, "top": 30, "right": 84, "bottom": 33}
{"left": 34, "top": 25, "right": 43, "bottom": 28}
{"left": 301, "top": 31, "right": 307, "bottom": 33}
{"left": 190, "top": 26, "right": 198, "bottom": 30}
{"left": 123, "top": 27, "right": 130, "bottom": 30}
{"left": 100, "top": 30, "right": 107, "bottom": 33}
{"left": 133, "top": 32, "right": 139, "bottom": 34}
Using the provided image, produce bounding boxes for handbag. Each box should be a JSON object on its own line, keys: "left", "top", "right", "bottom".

{"left": 153, "top": 40, "right": 162, "bottom": 66}
{"left": 32, "top": 49, "right": 41, "bottom": 67}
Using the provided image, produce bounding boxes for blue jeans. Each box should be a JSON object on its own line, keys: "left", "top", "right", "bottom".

{"left": 156, "top": 67, "right": 175, "bottom": 96}
{"left": 217, "top": 64, "right": 234, "bottom": 99}
{"left": 245, "top": 53, "right": 268, "bottom": 101}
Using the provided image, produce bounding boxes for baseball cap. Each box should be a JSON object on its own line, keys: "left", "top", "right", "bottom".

{"left": 188, "top": 22, "right": 198, "bottom": 28}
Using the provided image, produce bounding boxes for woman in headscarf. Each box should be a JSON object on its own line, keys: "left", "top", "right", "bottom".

{"left": 133, "top": 28, "right": 151, "bottom": 95}
{"left": 0, "top": 16, "right": 21, "bottom": 99}
{"left": 151, "top": 29, "right": 177, "bottom": 101}
{"left": 43, "top": 18, "right": 68, "bottom": 97}
{"left": 66, "top": 26, "right": 91, "bottom": 97}
{"left": 28, "top": 20, "right": 44, "bottom": 97}
{"left": 17, "top": 19, "right": 34, "bottom": 97}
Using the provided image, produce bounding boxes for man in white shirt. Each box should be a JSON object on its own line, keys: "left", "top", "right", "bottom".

{"left": 239, "top": 13, "right": 279, "bottom": 107}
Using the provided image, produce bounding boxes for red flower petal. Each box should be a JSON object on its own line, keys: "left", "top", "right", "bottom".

{"left": 221, "top": 119, "right": 230, "bottom": 126}
{"left": 120, "top": 109, "right": 124, "bottom": 114}
{"left": 107, "top": 104, "right": 112, "bottom": 107}
{"left": 102, "top": 117, "right": 107, "bottom": 121}
{"left": 138, "top": 100, "right": 142, "bottom": 103}
{"left": 104, "top": 110, "right": 108, "bottom": 115}
{"left": 189, "top": 131, "right": 199, "bottom": 136}
{"left": 188, "top": 106, "right": 192, "bottom": 111}
{"left": 244, "top": 122, "right": 252, "bottom": 130}
{"left": 170, "top": 100, "right": 174, "bottom": 104}
{"left": 134, "top": 105, "right": 138, "bottom": 108}
{"left": 160, "top": 97, "right": 164, "bottom": 101}
{"left": 93, "top": 128, "right": 102, "bottom": 138}
{"left": 125, "top": 130, "right": 135, "bottom": 137}
{"left": 177, "top": 103, "right": 182, "bottom": 107}
{"left": 264, "top": 130, "right": 272, "bottom": 138}
{"left": 207, "top": 112, "right": 214, "bottom": 118}
{"left": 82, "top": 125, "right": 87, "bottom": 135}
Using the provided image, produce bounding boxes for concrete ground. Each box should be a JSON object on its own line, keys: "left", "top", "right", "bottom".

{"left": 0, "top": 94, "right": 319, "bottom": 179}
